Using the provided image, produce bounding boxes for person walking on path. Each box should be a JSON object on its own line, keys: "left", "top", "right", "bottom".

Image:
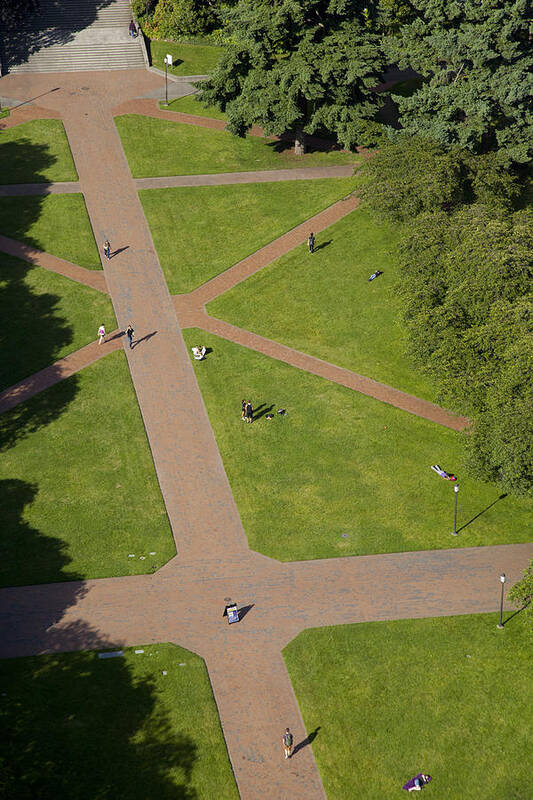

{"left": 241, "top": 399, "right": 246, "bottom": 421}
{"left": 98, "top": 324, "right": 106, "bottom": 344}
{"left": 283, "top": 728, "right": 294, "bottom": 759}
{"left": 103, "top": 239, "right": 111, "bottom": 259}
{"left": 126, "top": 324, "right": 134, "bottom": 349}
{"left": 245, "top": 401, "right": 253, "bottom": 424}
{"left": 308, "top": 232, "right": 315, "bottom": 254}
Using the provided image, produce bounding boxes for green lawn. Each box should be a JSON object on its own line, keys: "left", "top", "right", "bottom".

{"left": 0, "top": 194, "right": 100, "bottom": 269}
{"left": 182, "top": 329, "right": 532, "bottom": 560}
{"left": 0, "top": 253, "right": 115, "bottom": 392}
{"left": 160, "top": 92, "right": 227, "bottom": 121}
{"left": 208, "top": 207, "right": 434, "bottom": 399}
{"left": 141, "top": 177, "right": 357, "bottom": 293}
{"left": 284, "top": 614, "right": 532, "bottom": 800}
{"left": 0, "top": 119, "right": 78, "bottom": 184}
{"left": 116, "top": 114, "right": 358, "bottom": 177}
{"left": 150, "top": 39, "right": 223, "bottom": 75}
{"left": 0, "top": 351, "right": 175, "bottom": 587}
{"left": 0, "top": 643, "right": 238, "bottom": 799}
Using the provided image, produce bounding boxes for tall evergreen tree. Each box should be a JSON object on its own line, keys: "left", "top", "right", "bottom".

{"left": 198, "top": 0, "right": 386, "bottom": 153}
{"left": 386, "top": 0, "right": 533, "bottom": 163}
{"left": 0, "top": 0, "right": 39, "bottom": 25}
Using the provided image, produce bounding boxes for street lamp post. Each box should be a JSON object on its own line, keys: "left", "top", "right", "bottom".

{"left": 451, "top": 484, "right": 460, "bottom": 535}
{"left": 163, "top": 54, "right": 172, "bottom": 106}
{"left": 497, "top": 573, "right": 506, "bottom": 629}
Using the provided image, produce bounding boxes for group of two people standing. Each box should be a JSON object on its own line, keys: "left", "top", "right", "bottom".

{"left": 241, "top": 399, "right": 253, "bottom": 423}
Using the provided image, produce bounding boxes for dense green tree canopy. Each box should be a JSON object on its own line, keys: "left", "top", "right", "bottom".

{"left": 198, "top": 0, "right": 386, "bottom": 152}
{"left": 358, "top": 136, "right": 520, "bottom": 221}
{"left": 0, "top": 0, "right": 39, "bottom": 26}
{"left": 385, "top": 0, "right": 533, "bottom": 163}
{"left": 359, "top": 135, "right": 533, "bottom": 495}
{"left": 508, "top": 561, "right": 533, "bottom": 623}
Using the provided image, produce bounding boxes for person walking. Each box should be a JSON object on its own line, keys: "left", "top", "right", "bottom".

{"left": 282, "top": 728, "right": 293, "bottom": 759}
{"left": 241, "top": 399, "right": 246, "bottom": 421}
{"left": 308, "top": 232, "right": 315, "bottom": 254}
{"left": 126, "top": 323, "right": 134, "bottom": 349}
{"left": 98, "top": 324, "right": 106, "bottom": 344}
{"left": 103, "top": 239, "right": 111, "bottom": 259}
{"left": 245, "top": 400, "right": 253, "bottom": 424}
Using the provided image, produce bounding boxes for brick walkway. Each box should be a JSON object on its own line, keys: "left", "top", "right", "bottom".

{"left": 0, "top": 233, "right": 108, "bottom": 291}
{"left": 0, "top": 71, "right": 530, "bottom": 800}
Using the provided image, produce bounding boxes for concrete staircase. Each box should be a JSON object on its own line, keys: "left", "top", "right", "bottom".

{"left": 1, "top": 0, "right": 145, "bottom": 73}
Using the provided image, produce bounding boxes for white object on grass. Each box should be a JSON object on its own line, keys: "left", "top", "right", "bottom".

{"left": 98, "top": 651, "right": 124, "bottom": 659}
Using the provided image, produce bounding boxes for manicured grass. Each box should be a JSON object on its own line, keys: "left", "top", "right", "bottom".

{"left": 284, "top": 614, "right": 532, "bottom": 800}
{"left": 116, "top": 114, "right": 358, "bottom": 177}
{"left": 182, "top": 329, "right": 533, "bottom": 560}
{"left": 0, "top": 194, "right": 100, "bottom": 269}
{"left": 159, "top": 92, "right": 227, "bottom": 120}
{"left": 150, "top": 39, "right": 223, "bottom": 76}
{"left": 208, "top": 208, "right": 434, "bottom": 399}
{"left": 0, "top": 643, "right": 238, "bottom": 799}
{"left": 140, "top": 177, "right": 357, "bottom": 293}
{"left": 0, "top": 253, "right": 115, "bottom": 392}
{"left": 0, "top": 351, "right": 175, "bottom": 587}
{"left": 0, "top": 119, "right": 77, "bottom": 184}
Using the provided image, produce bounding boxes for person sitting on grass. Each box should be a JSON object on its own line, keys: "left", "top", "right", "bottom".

{"left": 192, "top": 345, "right": 206, "bottom": 360}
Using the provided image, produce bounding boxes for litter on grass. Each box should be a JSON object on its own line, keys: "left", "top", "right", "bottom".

{"left": 162, "top": 670, "right": 167, "bottom": 676}
{"left": 135, "top": 649, "right": 145, "bottom": 654}
{"left": 98, "top": 651, "right": 124, "bottom": 659}
{"left": 140, "top": 556, "right": 146, "bottom": 560}
{"left": 128, "top": 554, "right": 135, "bottom": 558}
{"left": 149, "top": 551, "right": 156, "bottom": 555}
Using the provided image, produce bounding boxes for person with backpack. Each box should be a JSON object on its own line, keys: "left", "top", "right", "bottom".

{"left": 282, "top": 727, "right": 293, "bottom": 759}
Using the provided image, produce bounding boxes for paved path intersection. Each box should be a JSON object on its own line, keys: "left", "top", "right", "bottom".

{"left": 0, "top": 72, "right": 531, "bottom": 800}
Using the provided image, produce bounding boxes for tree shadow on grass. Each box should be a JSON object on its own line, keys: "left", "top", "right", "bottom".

{"left": 0, "top": 479, "right": 201, "bottom": 797}
{"left": 0, "top": 137, "right": 79, "bottom": 451}
{"left": 0, "top": 253, "right": 74, "bottom": 394}
{"left": 0, "top": 633, "right": 199, "bottom": 799}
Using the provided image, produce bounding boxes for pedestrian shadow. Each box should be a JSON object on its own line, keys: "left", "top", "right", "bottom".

{"left": 110, "top": 246, "right": 129, "bottom": 258}
{"left": 293, "top": 726, "right": 321, "bottom": 756}
{"left": 314, "top": 240, "right": 331, "bottom": 252}
{"left": 131, "top": 331, "right": 158, "bottom": 349}
{"left": 456, "top": 494, "right": 507, "bottom": 533}
{"left": 252, "top": 403, "right": 274, "bottom": 422}
{"left": 107, "top": 331, "right": 125, "bottom": 343}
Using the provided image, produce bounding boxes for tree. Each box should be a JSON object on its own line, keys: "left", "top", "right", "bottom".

{"left": 0, "top": 0, "right": 39, "bottom": 26}
{"left": 385, "top": 0, "right": 533, "bottom": 163}
{"left": 357, "top": 136, "right": 520, "bottom": 222}
{"left": 508, "top": 560, "right": 533, "bottom": 624}
{"left": 198, "top": 0, "right": 386, "bottom": 154}
{"left": 358, "top": 136, "right": 467, "bottom": 221}
{"left": 134, "top": 0, "right": 219, "bottom": 38}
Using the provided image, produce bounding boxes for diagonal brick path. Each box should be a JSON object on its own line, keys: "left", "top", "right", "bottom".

{"left": 174, "top": 309, "right": 469, "bottom": 430}
{"left": 0, "top": 71, "right": 530, "bottom": 800}
{"left": 0, "top": 233, "right": 108, "bottom": 291}
{"left": 0, "top": 334, "right": 122, "bottom": 414}
{"left": 189, "top": 195, "right": 359, "bottom": 306}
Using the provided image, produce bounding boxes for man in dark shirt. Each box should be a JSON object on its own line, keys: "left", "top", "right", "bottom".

{"left": 245, "top": 401, "right": 253, "bottom": 424}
